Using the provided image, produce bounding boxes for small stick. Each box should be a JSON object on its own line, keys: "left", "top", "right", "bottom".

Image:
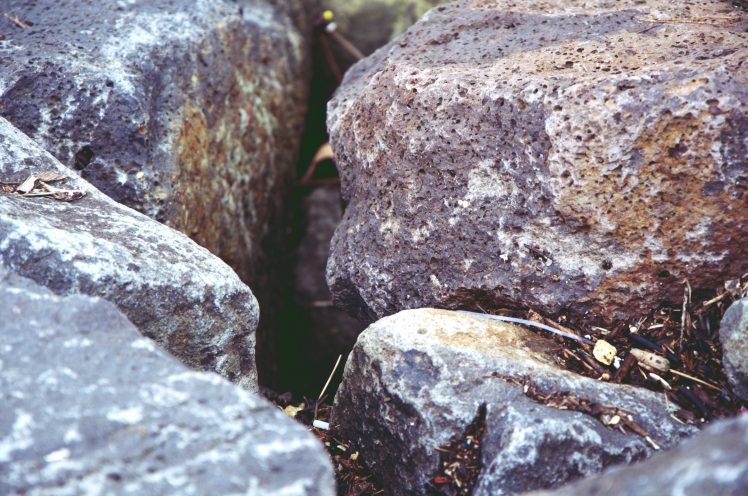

{"left": 4, "top": 13, "right": 31, "bottom": 29}
{"left": 700, "top": 292, "right": 727, "bottom": 309}
{"left": 670, "top": 369, "right": 722, "bottom": 392}
{"left": 613, "top": 353, "right": 637, "bottom": 383}
{"left": 318, "top": 32, "right": 343, "bottom": 84}
{"left": 318, "top": 354, "right": 343, "bottom": 402}
{"left": 314, "top": 354, "right": 343, "bottom": 420}
{"left": 679, "top": 280, "right": 691, "bottom": 352}
{"left": 327, "top": 29, "right": 365, "bottom": 61}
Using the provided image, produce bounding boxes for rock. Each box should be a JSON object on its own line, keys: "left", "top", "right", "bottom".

{"left": 332, "top": 309, "right": 696, "bottom": 495}
{"left": 528, "top": 414, "right": 748, "bottom": 496}
{"left": 0, "top": 117, "right": 260, "bottom": 389}
{"left": 0, "top": 268, "right": 335, "bottom": 496}
{"left": 324, "top": 0, "right": 445, "bottom": 56}
{"left": 326, "top": 0, "right": 748, "bottom": 325}
{"left": 720, "top": 298, "right": 748, "bottom": 401}
{"left": 283, "top": 184, "right": 364, "bottom": 393}
{"left": 0, "top": 0, "right": 314, "bottom": 324}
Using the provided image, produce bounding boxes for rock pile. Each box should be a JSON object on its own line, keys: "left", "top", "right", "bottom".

{"left": 333, "top": 309, "right": 696, "bottom": 495}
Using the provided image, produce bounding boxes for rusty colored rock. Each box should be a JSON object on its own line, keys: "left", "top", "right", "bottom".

{"left": 0, "top": 0, "right": 317, "bottom": 385}
{"left": 327, "top": 0, "right": 748, "bottom": 324}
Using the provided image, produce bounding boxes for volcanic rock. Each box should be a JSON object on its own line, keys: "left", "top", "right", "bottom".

{"left": 327, "top": 0, "right": 748, "bottom": 324}
{"left": 0, "top": 117, "right": 260, "bottom": 389}
{"left": 332, "top": 308, "right": 696, "bottom": 495}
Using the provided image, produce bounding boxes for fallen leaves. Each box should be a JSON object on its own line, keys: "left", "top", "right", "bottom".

{"left": 1, "top": 172, "right": 86, "bottom": 202}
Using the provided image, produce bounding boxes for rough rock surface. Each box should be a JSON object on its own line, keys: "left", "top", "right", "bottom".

{"left": 720, "top": 298, "right": 748, "bottom": 401}
{"left": 324, "top": 0, "right": 445, "bottom": 56}
{"left": 332, "top": 309, "right": 696, "bottom": 495}
{"left": 529, "top": 414, "right": 748, "bottom": 496}
{"left": 0, "top": 268, "right": 335, "bottom": 496}
{"left": 0, "top": 117, "right": 260, "bottom": 389}
{"left": 0, "top": 0, "right": 314, "bottom": 325}
{"left": 327, "top": 0, "right": 748, "bottom": 324}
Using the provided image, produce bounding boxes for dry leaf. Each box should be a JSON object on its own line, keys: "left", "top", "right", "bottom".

{"left": 283, "top": 404, "right": 304, "bottom": 418}
{"left": 593, "top": 339, "right": 617, "bottom": 366}
{"left": 37, "top": 171, "right": 67, "bottom": 183}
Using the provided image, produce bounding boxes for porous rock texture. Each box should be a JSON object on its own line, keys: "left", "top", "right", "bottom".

{"left": 332, "top": 309, "right": 696, "bottom": 495}
{"left": 0, "top": 117, "right": 260, "bottom": 389}
{"left": 0, "top": 0, "right": 313, "bottom": 282}
{"left": 529, "top": 414, "right": 748, "bottom": 496}
{"left": 327, "top": 0, "right": 748, "bottom": 324}
{"left": 720, "top": 298, "right": 748, "bottom": 401}
{"left": 0, "top": 0, "right": 317, "bottom": 382}
{"left": 0, "top": 268, "right": 335, "bottom": 496}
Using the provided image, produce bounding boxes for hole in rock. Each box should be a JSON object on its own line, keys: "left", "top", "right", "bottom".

{"left": 73, "top": 145, "right": 95, "bottom": 170}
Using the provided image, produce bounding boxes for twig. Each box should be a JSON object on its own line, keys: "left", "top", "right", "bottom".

{"left": 327, "top": 29, "right": 365, "bottom": 61}
{"left": 318, "top": 354, "right": 343, "bottom": 402}
{"left": 700, "top": 291, "right": 728, "bottom": 310}
{"left": 4, "top": 13, "right": 31, "bottom": 29}
{"left": 679, "top": 280, "right": 691, "bottom": 352}
{"left": 670, "top": 369, "right": 722, "bottom": 392}
{"left": 318, "top": 31, "right": 343, "bottom": 84}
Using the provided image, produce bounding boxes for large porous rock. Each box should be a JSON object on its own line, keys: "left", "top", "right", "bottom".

{"left": 0, "top": 117, "right": 260, "bottom": 389}
{"left": 529, "top": 414, "right": 748, "bottom": 496}
{"left": 0, "top": 268, "right": 335, "bottom": 496}
{"left": 332, "top": 309, "right": 696, "bottom": 495}
{"left": 327, "top": 0, "right": 748, "bottom": 324}
{"left": 0, "top": 1, "right": 315, "bottom": 363}
{"left": 323, "top": 0, "right": 445, "bottom": 56}
{"left": 720, "top": 298, "right": 748, "bottom": 401}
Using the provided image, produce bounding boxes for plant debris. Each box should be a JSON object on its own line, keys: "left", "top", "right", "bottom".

{"left": 472, "top": 274, "right": 748, "bottom": 426}
{"left": 3, "top": 12, "right": 32, "bottom": 29}
{"left": 430, "top": 404, "right": 486, "bottom": 495}
{"left": 521, "top": 383, "right": 661, "bottom": 450}
{"left": 263, "top": 388, "right": 384, "bottom": 496}
{"left": 1, "top": 172, "right": 85, "bottom": 202}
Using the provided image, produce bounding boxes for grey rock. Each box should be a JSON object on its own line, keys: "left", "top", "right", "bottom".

{"left": 326, "top": 0, "right": 748, "bottom": 325}
{"left": 332, "top": 309, "right": 696, "bottom": 495}
{"left": 0, "top": 117, "right": 259, "bottom": 389}
{"left": 0, "top": 268, "right": 335, "bottom": 496}
{"left": 720, "top": 298, "right": 748, "bottom": 401}
{"left": 528, "top": 414, "right": 748, "bottom": 496}
{"left": 0, "top": 0, "right": 314, "bottom": 306}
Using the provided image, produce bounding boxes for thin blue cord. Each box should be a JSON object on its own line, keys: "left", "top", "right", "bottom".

{"left": 457, "top": 310, "right": 595, "bottom": 346}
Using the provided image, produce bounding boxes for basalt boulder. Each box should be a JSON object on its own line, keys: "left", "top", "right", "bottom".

{"left": 0, "top": 268, "right": 335, "bottom": 495}
{"left": 327, "top": 0, "right": 748, "bottom": 324}
{"left": 0, "top": 0, "right": 314, "bottom": 283}
{"left": 332, "top": 309, "right": 696, "bottom": 495}
{"left": 0, "top": 0, "right": 317, "bottom": 382}
{"left": 529, "top": 414, "right": 748, "bottom": 496}
{"left": 720, "top": 297, "right": 748, "bottom": 401}
{"left": 0, "top": 117, "right": 259, "bottom": 389}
